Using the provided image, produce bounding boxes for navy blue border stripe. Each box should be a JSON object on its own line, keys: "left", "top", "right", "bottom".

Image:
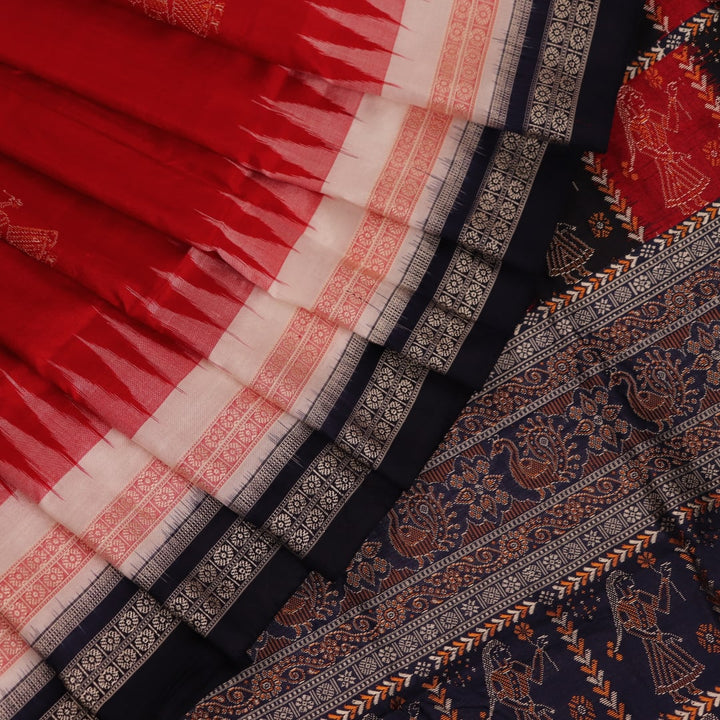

{"left": 244, "top": 431, "right": 332, "bottom": 529}
{"left": 506, "top": 0, "right": 552, "bottom": 135}
{"left": 570, "top": 0, "right": 645, "bottom": 149}
{"left": 45, "top": 577, "right": 135, "bottom": 671}
{"left": 307, "top": 368, "right": 469, "bottom": 576}
{"left": 439, "top": 127, "right": 501, "bottom": 241}
{"left": 304, "top": 470, "right": 401, "bottom": 578}
{"left": 448, "top": 143, "right": 575, "bottom": 386}
{"left": 206, "top": 546, "right": 308, "bottom": 655}
{"left": 149, "top": 498, "right": 236, "bottom": 604}
{"left": 101, "top": 623, "right": 235, "bottom": 720}
{"left": 10, "top": 676, "right": 69, "bottom": 720}
{"left": 386, "top": 128, "right": 501, "bottom": 351}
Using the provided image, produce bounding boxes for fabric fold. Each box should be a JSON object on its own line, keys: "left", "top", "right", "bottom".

{"left": 0, "top": 0, "right": 640, "bottom": 718}
{"left": 110, "top": 0, "right": 639, "bottom": 145}
{"left": 0, "top": 494, "right": 238, "bottom": 720}
{"left": 0, "top": 77, "right": 570, "bottom": 388}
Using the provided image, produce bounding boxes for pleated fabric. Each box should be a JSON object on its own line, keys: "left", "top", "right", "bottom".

{"left": 0, "top": 0, "right": 640, "bottom": 718}
{"left": 189, "top": 5, "right": 720, "bottom": 719}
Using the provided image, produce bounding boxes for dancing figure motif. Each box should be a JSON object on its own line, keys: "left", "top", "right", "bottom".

{"left": 616, "top": 81, "right": 709, "bottom": 216}
{"left": 483, "top": 636, "right": 556, "bottom": 720}
{"left": 607, "top": 564, "right": 704, "bottom": 703}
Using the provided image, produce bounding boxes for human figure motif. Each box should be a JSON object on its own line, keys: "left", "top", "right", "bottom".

{"left": 483, "top": 636, "right": 555, "bottom": 720}
{"left": 606, "top": 564, "right": 704, "bottom": 703}
{"left": 0, "top": 190, "right": 58, "bottom": 263}
{"left": 616, "top": 82, "right": 710, "bottom": 216}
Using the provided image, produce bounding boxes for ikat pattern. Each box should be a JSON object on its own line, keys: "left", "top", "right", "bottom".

{"left": 190, "top": 186, "right": 720, "bottom": 718}
{"left": 165, "top": 520, "right": 279, "bottom": 635}
{"left": 266, "top": 446, "right": 367, "bottom": 556}
{"left": 525, "top": 0, "right": 598, "bottom": 141}
{"left": 59, "top": 592, "right": 176, "bottom": 711}
{"left": 0, "top": 2, "right": 688, "bottom": 719}
{"left": 404, "top": 133, "right": 548, "bottom": 373}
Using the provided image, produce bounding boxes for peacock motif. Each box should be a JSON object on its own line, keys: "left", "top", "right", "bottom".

{"left": 272, "top": 572, "right": 339, "bottom": 639}
{"left": 491, "top": 417, "right": 582, "bottom": 500}
{"left": 388, "top": 481, "right": 459, "bottom": 565}
{"left": 127, "top": 0, "right": 225, "bottom": 37}
{"left": 0, "top": 190, "right": 57, "bottom": 265}
{"left": 609, "top": 349, "right": 698, "bottom": 430}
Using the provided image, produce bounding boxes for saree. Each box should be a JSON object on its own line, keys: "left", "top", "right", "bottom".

{"left": 0, "top": 0, "right": 658, "bottom": 719}
{"left": 185, "top": 4, "right": 720, "bottom": 719}
{"left": 1, "top": 0, "right": 637, "bottom": 143}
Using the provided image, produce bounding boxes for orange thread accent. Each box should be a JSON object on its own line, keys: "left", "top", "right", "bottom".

{"left": 0, "top": 615, "right": 26, "bottom": 673}
{"left": 316, "top": 106, "right": 452, "bottom": 326}
{"left": 82, "top": 459, "right": 188, "bottom": 566}
{"left": 430, "top": 0, "right": 498, "bottom": 116}
{"left": 0, "top": 525, "right": 93, "bottom": 627}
